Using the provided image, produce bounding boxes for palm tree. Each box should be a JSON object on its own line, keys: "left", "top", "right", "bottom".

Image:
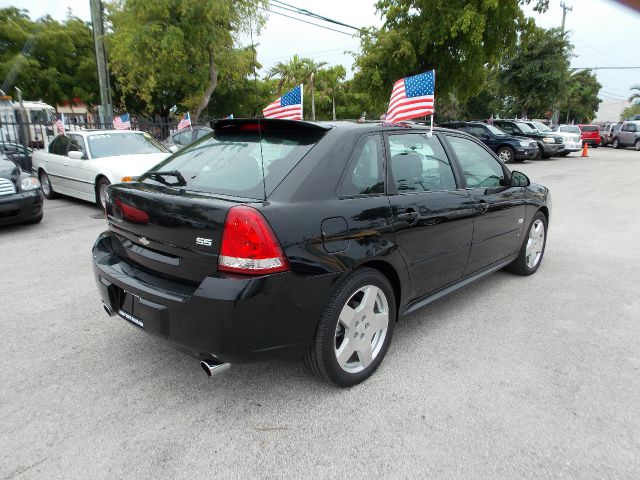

{"left": 317, "top": 65, "right": 346, "bottom": 120}
{"left": 629, "top": 84, "right": 640, "bottom": 104}
{"left": 267, "top": 55, "right": 326, "bottom": 119}
{"left": 303, "top": 59, "right": 327, "bottom": 121}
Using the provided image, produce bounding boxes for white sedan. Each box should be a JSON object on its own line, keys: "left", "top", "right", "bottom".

{"left": 32, "top": 130, "right": 171, "bottom": 207}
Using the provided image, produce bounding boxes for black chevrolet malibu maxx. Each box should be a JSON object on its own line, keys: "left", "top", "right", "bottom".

{"left": 92, "top": 119, "right": 550, "bottom": 386}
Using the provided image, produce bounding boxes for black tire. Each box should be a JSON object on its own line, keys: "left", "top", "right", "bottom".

{"left": 305, "top": 267, "right": 396, "bottom": 387}
{"left": 505, "top": 211, "right": 548, "bottom": 276}
{"left": 592, "top": 142, "right": 599, "bottom": 149}
{"left": 96, "top": 177, "right": 110, "bottom": 208}
{"left": 612, "top": 138, "right": 620, "bottom": 149}
{"left": 496, "top": 146, "right": 515, "bottom": 164}
{"left": 38, "top": 170, "right": 57, "bottom": 199}
{"left": 635, "top": 139, "right": 640, "bottom": 151}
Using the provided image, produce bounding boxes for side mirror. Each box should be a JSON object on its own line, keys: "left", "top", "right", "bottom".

{"left": 169, "top": 145, "right": 179, "bottom": 153}
{"left": 67, "top": 150, "right": 85, "bottom": 160}
{"left": 511, "top": 170, "right": 530, "bottom": 187}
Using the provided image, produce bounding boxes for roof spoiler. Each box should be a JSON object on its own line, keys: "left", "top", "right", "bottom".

{"left": 210, "top": 118, "right": 331, "bottom": 133}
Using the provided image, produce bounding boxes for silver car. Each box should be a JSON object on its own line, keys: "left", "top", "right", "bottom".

{"left": 612, "top": 121, "right": 640, "bottom": 150}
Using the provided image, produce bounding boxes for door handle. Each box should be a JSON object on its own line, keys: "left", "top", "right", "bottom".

{"left": 475, "top": 201, "right": 489, "bottom": 213}
{"left": 397, "top": 209, "right": 420, "bottom": 224}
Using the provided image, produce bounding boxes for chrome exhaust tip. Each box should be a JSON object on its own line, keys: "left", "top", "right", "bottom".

{"left": 200, "top": 360, "right": 231, "bottom": 377}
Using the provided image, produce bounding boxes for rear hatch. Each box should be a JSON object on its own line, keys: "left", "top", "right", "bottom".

{"left": 580, "top": 125, "right": 600, "bottom": 140}
{"left": 105, "top": 119, "right": 328, "bottom": 284}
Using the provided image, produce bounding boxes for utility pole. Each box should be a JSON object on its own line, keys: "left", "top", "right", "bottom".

{"left": 560, "top": 1, "right": 573, "bottom": 32}
{"left": 90, "top": 0, "right": 113, "bottom": 126}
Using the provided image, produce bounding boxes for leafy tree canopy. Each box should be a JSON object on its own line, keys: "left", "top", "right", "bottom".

{"left": 351, "top": 0, "right": 549, "bottom": 117}
{"left": 558, "top": 69, "right": 601, "bottom": 124}
{"left": 106, "top": 0, "right": 266, "bottom": 121}
{"left": 0, "top": 7, "right": 98, "bottom": 106}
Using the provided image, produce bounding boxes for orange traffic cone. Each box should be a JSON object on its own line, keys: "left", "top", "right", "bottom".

{"left": 581, "top": 143, "right": 589, "bottom": 157}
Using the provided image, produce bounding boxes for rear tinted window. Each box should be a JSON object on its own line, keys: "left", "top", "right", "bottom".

{"left": 144, "top": 127, "right": 323, "bottom": 199}
{"left": 580, "top": 125, "right": 599, "bottom": 132}
{"left": 88, "top": 132, "right": 169, "bottom": 158}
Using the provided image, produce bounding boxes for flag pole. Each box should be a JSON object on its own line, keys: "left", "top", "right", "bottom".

{"left": 428, "top": 113, "right": 434, "bottom": 138}
{"left": 300, "top": 84, "right": 304, "bottom": 121}
{"left": 189, "top": 112, "right": 192, "bottom": 131}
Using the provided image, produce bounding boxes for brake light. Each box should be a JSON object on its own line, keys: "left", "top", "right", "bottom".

{"left": 218, "top": 206, "right": 289, "bottom": 275}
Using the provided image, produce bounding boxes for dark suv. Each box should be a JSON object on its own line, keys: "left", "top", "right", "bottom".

{"left": 491, "top": 120, "right": 564, "bottom": 159}
{"left": 439, "top": 121, "right": 538, "bottom": 163}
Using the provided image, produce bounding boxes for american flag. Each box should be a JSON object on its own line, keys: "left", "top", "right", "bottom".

{"left": 385, "top": 70, "right": 435, "bottom": 123}
{"left": 263, "top": 85, "right": 303, "bottom": 120}
{"left": 53, "top": 113, "right": 65, "bottom": 134}
{"left": 178, "top": 112, "right": 191, "bottom": 130}
{"left": 113, "top": 113, "right": 131, "bottom": 130}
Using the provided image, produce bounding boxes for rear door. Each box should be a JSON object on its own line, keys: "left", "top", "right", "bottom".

{"left": 43, "top": 136, "right": 69, "bottom": 192}
{"left": 443, "top": 133, "right": 526, "bottom": 274}
{"left": 385, "top": 131, "right": 474, "bottom": 298}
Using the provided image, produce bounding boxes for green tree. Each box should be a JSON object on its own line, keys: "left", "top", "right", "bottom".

{"left": 352, "top": 0, "right": 549, "bottom": 118}
{"left": 629, "top": 84, "right": 640, "bottom": 104}
{"left": 558, "top": 70, "right": 601, "bottom": 123}
{"left": 500, "top": 26, "right": 571, "bottom": 118}
{"left": 621, "top": 103, "right": 640, "bottom": 121}
{"left": 266, "top": 55, "right": 326, "bottom": 120}
{"left": 0, "top": 8, "right": 98, "bottom": 106}
{"left": 316, "top": 65, "right": 346, "bottom": 120}
{"left": 106, "top": 0, "right": 265, "bottom": 122}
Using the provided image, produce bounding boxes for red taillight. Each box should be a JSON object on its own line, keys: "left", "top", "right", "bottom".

{"left": 218, "top": 206, "right": 289, "bottom": 275}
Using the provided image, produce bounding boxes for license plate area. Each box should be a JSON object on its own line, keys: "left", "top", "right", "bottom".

{"left": 116, "top": 288, "right": 169, "bottom": 337}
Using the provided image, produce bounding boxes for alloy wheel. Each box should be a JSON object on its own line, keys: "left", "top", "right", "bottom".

{"left": 40, "top": 173, "right": 51, "bottom": 196}
{"left": 525, "top": 219, "right": 545, "bottom": 269}
{"left": 99, "top": 183, "right": 108, "bottom": 209}
{"left": 334, "top": 285, "right": 389, "bottom": 373}
{"left": 635, "top": 140, "right": 640, "bottom": 151}
{"left": 498, "top": 148, "right": 513, "bottom": 163}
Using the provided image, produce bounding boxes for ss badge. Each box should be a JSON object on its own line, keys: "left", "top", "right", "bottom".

{"left": 196, "top": 237, "right": 212, "bottom": 247}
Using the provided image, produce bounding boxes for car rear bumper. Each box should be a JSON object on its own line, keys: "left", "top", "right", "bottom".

{"left": 582, "top": 137, "right": 599, "bottom": 146}
{"left": 0, "top": 189, "right": 43, "bottom": 226}
{"left": 92, "top": 231, "right": 337, "bottom": 363}
{"left": 561, "top": 140, "right": 582, "bottom": 152}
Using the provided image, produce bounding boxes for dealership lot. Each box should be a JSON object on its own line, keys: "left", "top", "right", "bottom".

{"left": 1, "top": 147, "right": 639, "bottom": 479}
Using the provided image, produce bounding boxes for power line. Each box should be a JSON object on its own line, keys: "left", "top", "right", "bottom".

{"left": 261, "top": 7, "right": 356, "bottom": 36}
{"left": 270, "top": 0, "right": 361, "bottom": 31}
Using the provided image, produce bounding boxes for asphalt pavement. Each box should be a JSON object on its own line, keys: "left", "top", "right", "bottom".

{"left": 1, "top": 147, "right": 639, "bottom": 479}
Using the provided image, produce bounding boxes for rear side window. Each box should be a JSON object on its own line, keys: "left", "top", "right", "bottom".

{"left": 145, "top": 126, "right": 324, "bottom": 199}
{"left": 339, "top": 135, "right": 384, "bottom": 196}
{"left": 387, "top": 133, "right": 457, "bottom": 192}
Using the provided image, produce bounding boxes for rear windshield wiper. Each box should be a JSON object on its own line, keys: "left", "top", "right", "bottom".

{"left": 142, "top": 170, "right": 186, "bottom": 187}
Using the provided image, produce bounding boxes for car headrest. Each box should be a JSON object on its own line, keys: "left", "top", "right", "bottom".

{"left": 391, "top": 153, "right": 423, "bottom": 182}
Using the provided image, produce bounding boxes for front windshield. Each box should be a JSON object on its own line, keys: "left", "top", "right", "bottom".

{"left": 532, "top": 122, "right": 552, "bottom": 132}
{"left": 516, "top": 122, "right": 536, "bottom": 134}
{"left": 485, "top": 124, "right": 506, "bottom": 136}
{"left": 87, "top": 132, "right": 169, "bottom": 159}
{"left": 560, "top": 125, "right": 581, "bottom": 134}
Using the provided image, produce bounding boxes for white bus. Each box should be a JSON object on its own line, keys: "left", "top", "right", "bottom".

{"left": 0, "top": 96, "right": 56, "bottom": 148}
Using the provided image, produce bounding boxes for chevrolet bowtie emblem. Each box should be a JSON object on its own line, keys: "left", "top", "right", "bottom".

{"left": 139, "top": 237, "right": 150, "bottom": 246}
